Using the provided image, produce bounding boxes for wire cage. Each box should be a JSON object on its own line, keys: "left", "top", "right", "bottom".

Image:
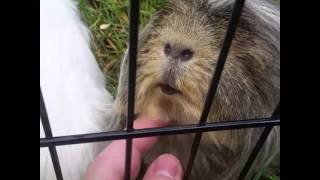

{"left": 40, "top": 0, "right": 280, "bottom": 180}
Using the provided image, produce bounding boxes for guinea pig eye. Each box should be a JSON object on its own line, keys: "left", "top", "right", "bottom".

{"left": 164, "top": 43, "right": 171, "bottom": 56}
{"left": 180, "top": 48, "right": 194, "bottom": 61}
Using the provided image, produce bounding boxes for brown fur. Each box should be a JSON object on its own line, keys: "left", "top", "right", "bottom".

{"left": 111, "top": 0, "right": 280, "bottom": 179}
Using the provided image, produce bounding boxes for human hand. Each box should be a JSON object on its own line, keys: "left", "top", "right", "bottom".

{"left": 84, "top": 116, "right": 183, "bottom": 180}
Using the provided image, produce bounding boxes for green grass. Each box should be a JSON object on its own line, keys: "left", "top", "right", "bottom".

{"left": 78, "top": 0, "right": 166, "bottom": 97}
{"left": 77, "top": 1, "right": 279, "bottom": 179}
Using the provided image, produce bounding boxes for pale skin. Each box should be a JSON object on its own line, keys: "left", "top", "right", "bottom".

{"left": 84, "top": 117, "right": 184, "bottom": 180}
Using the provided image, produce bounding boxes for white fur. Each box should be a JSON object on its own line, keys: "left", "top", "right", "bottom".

{"left": 40, "top": 0, "right": 114, "bottom": 179}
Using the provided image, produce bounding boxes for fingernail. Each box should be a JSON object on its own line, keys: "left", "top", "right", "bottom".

{"left": 153, "top": 156, "right": 178, "bottom": 178}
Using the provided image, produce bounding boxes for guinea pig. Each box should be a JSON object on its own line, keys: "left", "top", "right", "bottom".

{"left": 40, "top": 0, "right": 114, "bottom": 179}
{"left": 112, "top": 0, "right": 280, "bottom": 179}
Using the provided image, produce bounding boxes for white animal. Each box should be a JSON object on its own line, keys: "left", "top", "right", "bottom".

{"left": 40, "top": 0, "right": 114, "bottom": 179}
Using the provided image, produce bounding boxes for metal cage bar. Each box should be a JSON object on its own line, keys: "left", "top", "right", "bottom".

{"left": 40, "top": 117, "right": 280, "bottom": 147}
{"left": 124, "top": 0, "right": 140, "bottom": 179}
{"left": 238, "top": 103, "right": 280, "bottom": 180}
{"left": 40, "top": 88, "right": 63, "bottom": 180}
{"left": 184, "top": 0, "right": 246, "bottom": 178}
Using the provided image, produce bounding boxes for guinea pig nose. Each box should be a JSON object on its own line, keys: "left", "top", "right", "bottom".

{"left": 164, "top": 43, "right": 194, "bottom": 62}
{"left": 164, "top": 43, "right": 171, "bottom": 56}
{"left": 180, "top": 48, "right": 194, "bottom": 61}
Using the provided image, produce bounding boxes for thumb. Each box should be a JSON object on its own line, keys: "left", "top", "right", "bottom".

{"left": 143, "top": 154, "right": 183, "bottom": 180}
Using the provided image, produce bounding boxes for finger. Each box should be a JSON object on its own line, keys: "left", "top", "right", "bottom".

{"left": 84, "top": 117, "right": 168, "bottom": 180}
{"left": 143, "top": 154, "right": 183, "bottom": 180}
{"left": 132, "top": 116, "right": 169, "bottom": 155}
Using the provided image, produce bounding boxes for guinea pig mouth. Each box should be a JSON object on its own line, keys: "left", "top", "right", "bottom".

{"left": 158, "top": 83, "right": 181, "bottom": 95}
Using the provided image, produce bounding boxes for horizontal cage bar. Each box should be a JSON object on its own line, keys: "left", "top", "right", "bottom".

{"left": 40, "top": 117, "right": 279, "bottom": 147}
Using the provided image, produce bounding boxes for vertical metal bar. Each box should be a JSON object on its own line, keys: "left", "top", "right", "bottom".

{"left": 184, "top": 0, "right": 246, "bottom": 179}
{"left": 40, "top": 88, "right": 64, "bottom": 180}
{"left": 124, "top": 0, "right": 140, "bottom": 179}
{"left": 238, "top": 103, "right": 280, "bottom": 180}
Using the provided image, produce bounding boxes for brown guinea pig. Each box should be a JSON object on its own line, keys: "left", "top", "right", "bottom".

{"left": 111, "top": 0, "right": 280, "bottom": 179}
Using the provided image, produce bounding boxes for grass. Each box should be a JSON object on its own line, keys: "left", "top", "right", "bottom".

{"left": 78, "top": 0, "right": 166, "bottom": 97}
{"left": 77, "top": 0, "right": 279, "bottom": 179}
